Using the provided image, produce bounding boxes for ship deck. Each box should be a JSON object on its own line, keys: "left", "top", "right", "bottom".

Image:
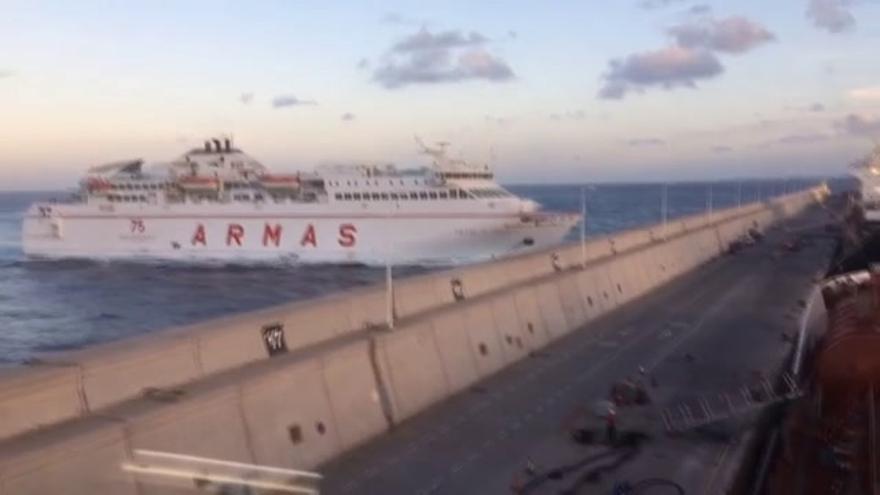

{"left": 319, "top": 206, "right": 836, "bottom": 494}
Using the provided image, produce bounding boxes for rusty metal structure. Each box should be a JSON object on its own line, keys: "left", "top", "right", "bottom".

{"left": 769, "top": 268, "right": 880, "bottom": 495}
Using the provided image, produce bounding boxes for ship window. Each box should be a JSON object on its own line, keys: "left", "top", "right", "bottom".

{"left": 439, "top": 191, "right": 448, "bottom": 199}
{"left": 419, "top": 192, "right": 428, "bottom": 199}
{"left": 380, "top": 193, "right": 389, "bottom": 200}
{"left": 354, "top": 181, "right": 358, "bottom": 186}
{"left": 399, "top": 180, "right": 404, "bottom": 185}
{"left": 254, "top": 194, "right": 264, "bottom": 202}
{"left": 352, "top": 193, "right": 362, "bottom": 200}
{"left": 460, "top": 190, "right": 469, "bottom": 199}
{"left": 347, "top": 181, "right": 351, "bottom": 186}
{"left": 343, "top": 193, "right": 352, "bottom": 200}
{"left": 398, "top": 193, "right": 407, "bottom": 200}
{"left": 429, "top": 192, "right": 438, "bottom": 199}
{"left": 334, "top": 193, "right": 342, "bottom": 200}
{"left": 390, "top": 193, "right": 399, "bottom": 200}
{"left": 371, "top": 193, "right": 381, "bottom": 200}
{"left": 414, "top": 180, "right": 419, "bottom": 184}
{"left": 450, "top": 190, "right": 458, "bottom": 199}
{"left": 409, "top": 192, "right": 418, "bottom": 200}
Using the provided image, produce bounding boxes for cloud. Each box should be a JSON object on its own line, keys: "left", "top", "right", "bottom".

{"left": 600, "top": 14, "right": 772, "bottom": 100}
{"left": 549, "top": 109, "right": 587, "bottom": 121}
{"left": 688, "top": 4, "right": 712, "bottom": 15}
{"left": 391, "top": 28, "right": 487, "bottom": 53}
{"left": 485, "top": 115, "right": 514, "bottom": 127}
{"left": 808, "top": 102, "right": 826, "bottom": 112}
{"left": 638, "top": 0, "right": 687, "bottom": 9}
{"left": 599, "top": 45, "right": 723, "bottom": 99}
{"left": 807, "top": 0, "right": 856, "bottom": 33}
{"left": 712, "top": 145, "right": 733, "bottom": 153}
{"left": 380, "top": 13, "right": 423, "bottom": 26}
{"left": 271, "top": 95, "right": 317, "bottom": 108}
{"left": 848, "top": 86, "right": 880, "bottom": 101}
{"left": 372, "top": 28, "right": 514, "bottom": 89}
{"left": 357, "top": 58, "right": 369, "bottom": 70}
{"left": 0, "top": 70, "right": 13, "bottom": 78}
{"left": 774, "top": 132, "right": 832, "bottom": 144}
{"left": 668, "top": 16, "right": 775, "bottom": 54}
{"left": 240, "top": 92, "right": 254, "bottom": 105}
{"left": 835, "top": 114, "right": 880, "bottom": 136}
{"left": 341, "top": 112, "right": 356, "bottom": 121}
{"left": 626, "top": 138, "right": 667, "bottom": 147}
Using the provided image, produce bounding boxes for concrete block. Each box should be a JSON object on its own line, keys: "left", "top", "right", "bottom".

{"left": 429, "top": 311, "right": 480, "bottom": 393}
{"left": 575, "top": 268, "right": 610, "bottom": 318}
{"left": 78, "top": 335, "right": 200, "bottom": 412}
{"left": 511, "top": 286, "right": 552, "bottom": 349}
{"left": 193, "top": 306, "right": 289, "bottom": 376}
{"left": 555, "top": 273, "right": 587, "bottom": 330}
{"left": 347, "top": 286, "right": 388, "bottom": 331}
{"left": 238, "top": 358, "right": 342, "bottom": 469}
{"left": 124, "top": 388, "right": 254, "bottom": 472}
{"left": 377, "top": 322, "right": 449, "bottom": 421}
{"left": 608, "top": 228, "right": 653, "bottom": 254}
{"left": 595, "top": 263, "right": 623, "bottom": 309}
{"left": 0, "top": 419, "right": 136, "bottom": 495}
{"left": 321, "top": 341, "right": 388, "bottom": 451}
{"left": 535, "top": 281, "right": 570, "bottom": 340}
{"left": 490, "top": 294, "right": 530, "bottom": 361}
{"left": 0, "top": 366, "right": 84, "bottom": 441}
{"left": 463, "top": 302, "right": 507, "bottom": 377}
{"left": 394, "top": 273, "right": 454, "bottom": 319}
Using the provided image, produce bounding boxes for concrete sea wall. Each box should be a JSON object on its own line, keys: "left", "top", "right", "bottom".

{"left": 0, "top": 188, "right": 824, "bottom": 493}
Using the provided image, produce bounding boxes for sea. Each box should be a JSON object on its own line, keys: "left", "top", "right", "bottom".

{"left": 0, "top": 179, "right": 848, "bottom": 366}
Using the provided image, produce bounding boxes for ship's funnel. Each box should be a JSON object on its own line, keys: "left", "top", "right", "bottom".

{"left": 204, "top": 141, "right": 211, "bottom": 152}
{"left": 224, "top": 138, "right": 231, "bottom": 152}
{"left": 212, "top": 139, "right": 222, "bottom": 152}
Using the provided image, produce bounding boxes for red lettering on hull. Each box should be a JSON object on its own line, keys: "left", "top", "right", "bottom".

{"left": 300, "top": 224, "right": 317, "bottom": 247}
{"left": 263, "top": 223, "right": 282, "bottom": 247}
{"left": 227, "top": 224, "right": 244, "bottom": 246}
{"left": 338, "top": 223, "right": 357, "bottom": 247}
{"left": 192, "top": 224, "right": 207, "bottom": 246}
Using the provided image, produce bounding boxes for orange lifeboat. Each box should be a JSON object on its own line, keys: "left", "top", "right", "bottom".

{"left": 259, "top": 174, "right": 300, "bottom": 191}
{"left": 177, "top": 176, "right": 220, "bottom": 192}
{"left": 85, "top": 177, "right": 113, "bottom": 194}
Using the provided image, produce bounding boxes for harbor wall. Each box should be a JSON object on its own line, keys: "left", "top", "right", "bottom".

{"left": 0, "top": 188, "right": 823, "bottom": 492}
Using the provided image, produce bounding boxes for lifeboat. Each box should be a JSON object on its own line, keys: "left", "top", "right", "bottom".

{"left": 85, "top": 177, "right": 113, "bottom": 194}
{"left": 259, "top": 174, "right": 300, "bottom": 191}
{"left": 177, "top": 176, "right": 220, "bottom": 192}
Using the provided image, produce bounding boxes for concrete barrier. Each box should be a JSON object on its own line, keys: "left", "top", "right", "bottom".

{"left": 79, "top": 334, "right": 200, "bottom": 413}
{"left": 490, "top": 294, "right": 531, "bottom": 361}
{"left": 462, "top": 302, "right": 508, "bottom": 378}
{"left": 511, "top": 286, "right": 553, "bottom": 349}
{"left": 0, "top": 418, "right": 135, "bottom": 495}
{"left": 238, "top": 357, "right": 343, "bottom": 469}
{"left": 320, "top": 341, "right": 389, "bottom": 450}
{"left": 535, "top": 281, "right": 570, "bottom": 340}
{"left": 429, "top": 311, "right": 481, "bottom": 393}
{"left": 376, "top": 322, "right": 449, "bottom": 422}
{"left": 555, "top": 272, "right": 588, "bottom": 331}
{"left": 0, "top": 366, "right": 83, "bottom": 441}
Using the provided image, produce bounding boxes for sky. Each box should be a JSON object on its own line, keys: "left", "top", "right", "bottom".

{"left": 1, "top": 0, "right": 879, "bottom": 189}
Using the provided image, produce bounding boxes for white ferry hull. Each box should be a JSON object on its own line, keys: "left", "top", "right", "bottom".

{"left": 23, "top": 204, "right": 579, "bottom": 265}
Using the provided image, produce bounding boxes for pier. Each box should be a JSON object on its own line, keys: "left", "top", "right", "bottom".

{"left": 0, "top": 188, "right": 826, "bottom": 494}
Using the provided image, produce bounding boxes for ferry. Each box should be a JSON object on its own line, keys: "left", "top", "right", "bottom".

{"left": 22, "top": 138, "right": 580, "bottom": 264}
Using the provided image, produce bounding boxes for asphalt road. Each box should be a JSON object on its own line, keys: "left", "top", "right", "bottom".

{"left": 320, "top": 208, "right": 835, "bottom": 495}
